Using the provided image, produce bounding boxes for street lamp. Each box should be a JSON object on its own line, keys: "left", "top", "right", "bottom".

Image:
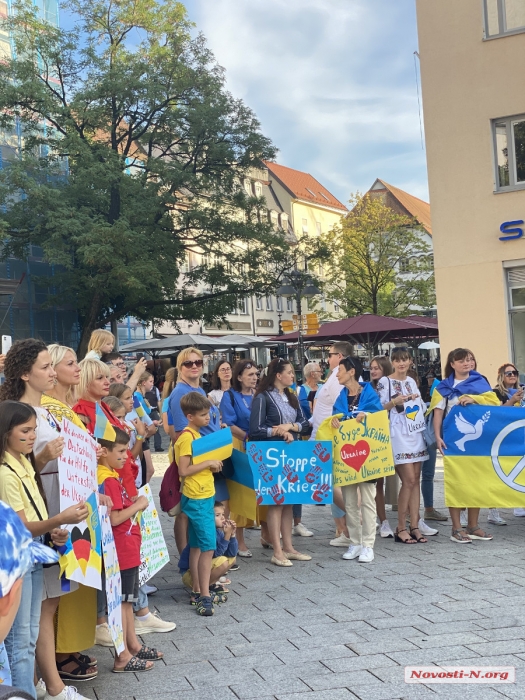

{"left": 276, "top": 269, "right": 321, "bottom": 372}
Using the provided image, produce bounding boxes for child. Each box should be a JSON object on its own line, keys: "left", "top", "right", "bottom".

{"left": 84, "top": 330, "right": 115, "bottom": 361}
{"left": 175, "top": 392, "right": 223, "bottom": 616}
{"left": 97, "top": 427, "right": 162, "bottom": 672}
{"left": 179, "top": 502, "right": 238, "bottom": 603}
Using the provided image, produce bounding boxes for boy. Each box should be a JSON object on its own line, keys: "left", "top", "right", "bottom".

{"left": 175, "top": 393, "right": 222, "bottom": 616}
{"left": 97, "top": 427, "right": 162, "bottom": 672}
{"left": 179, "top": 502, "right": 238, "bottom": 601}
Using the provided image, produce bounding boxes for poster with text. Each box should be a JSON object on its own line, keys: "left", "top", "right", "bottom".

{"left": 138, "top": 484, "right": 169, "bottom": 586}
{"left": 99, "top": 505, "right": 125, "bottom": 654}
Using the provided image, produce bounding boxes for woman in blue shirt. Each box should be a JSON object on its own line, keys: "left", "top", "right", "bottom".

{"left": 298, "top": 362, "right": 323, "bottom": 420}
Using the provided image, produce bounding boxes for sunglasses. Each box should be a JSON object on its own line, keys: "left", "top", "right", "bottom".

{"left": 182, "top": 359, "right": 203, "bottom": 368}
{"left": 505, "top": 370, "right": 519, "bottom": 377}
{"left": 328, "top": 352, "right": 341, "bottom": 358}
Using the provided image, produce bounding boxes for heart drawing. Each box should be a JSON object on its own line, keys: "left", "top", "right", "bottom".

{"left": 71, "top": 527, "right": 92, "bottom": 574}
{"left": 405, "top": 405, "right": 419, "bottom": 421}
{"left": 340, "top": 441, "right": 370, "bottom": 471}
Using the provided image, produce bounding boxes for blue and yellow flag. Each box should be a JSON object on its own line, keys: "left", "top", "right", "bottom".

{"left": 427, "top": 371, "right": 500, "bottom": 414}
{"left": 192, "top": 427, "right": 233, "bottom": 465}
{"left": 443, "top": 404, "right": 525, "bottom": 507}
{"left": 94, "top": 402, "right": 117, "bottom": 441}
{"left": 133, "top": 395, "right": 146, "bottom": 418}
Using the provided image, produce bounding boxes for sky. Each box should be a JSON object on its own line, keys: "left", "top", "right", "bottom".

{"left": 182, "top": 0, "right": 429, "bottom": 206}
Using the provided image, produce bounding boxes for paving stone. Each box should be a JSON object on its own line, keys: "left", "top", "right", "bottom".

{"left": 404, "top": 631, "right": 487, "bottom": 649}
{"left": 305, "top": 669, "right": 385, "bottom": 691}
{"left": 275, "top": 690, "right": 358, "bottom": 700}
{"left": 464, "top": 639, "right": 525, "bottom": 656}
{"left": 229, "top": 678, "right": 311, "bottom": 698}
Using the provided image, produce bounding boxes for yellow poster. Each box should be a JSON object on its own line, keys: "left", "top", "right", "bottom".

{"left": 319, "top": 411, "right": 394, "bottom": 486}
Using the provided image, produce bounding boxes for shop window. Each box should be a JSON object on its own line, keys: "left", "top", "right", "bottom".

{"left": 484, "top": 0, "right": 525, "bottom": 38}
{"left": 493, "top": 115, "right": 525, "bottom": 191}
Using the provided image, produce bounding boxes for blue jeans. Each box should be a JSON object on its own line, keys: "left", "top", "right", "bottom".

{"left": 5, "top": 564, "right": 44, "bottom": 698}
{"left": 421, "top": 443, "right": 437, "bottom": 508}
{"left": 133, "top": 585, "right": 148, "bottom": 613}
{"left": 292, "top": 504, "right": 302, "bottom": 520}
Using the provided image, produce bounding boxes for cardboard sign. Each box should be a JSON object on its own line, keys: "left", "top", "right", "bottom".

{"left": 404, "top": 398, "right": 426, "bottom": 434}
{"left": 138, "top": 484, "right": 169, "bottom": 586}
{"left": 99, "top": 505, "right": 125, "bottom": 655}
{"left": 247, "top": 441, "right": 333, "bottom": 505}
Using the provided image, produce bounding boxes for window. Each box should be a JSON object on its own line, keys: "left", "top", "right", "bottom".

{"left": 238, "top": 298, "right": 248, "bottom": 315}
{"left": 181, "top": 252, "right": 191, "bottom": 273}
{"left": 254, "top": 182, "right": 263, "bottom": 197}
{"left": 493, "top": 116, "right": 525, "bottom": 190}
{"left": 334, "top": 301, "right": 340, "bottom": 312}
{"left": 270, "top": 210, "right": 279, "bottom": 228}
{"left": 280, "top": 213, "right": 288, "bottom": 230}
{"left": 266, "top": 296, "right": 273, "bottom": 311}
{"left": 316, "top": 221, "right": 322, "bottom": 235}
{"left": 318, "top": 262, "right": 324, "bottom": 277}
{"left": 302, "top": 218, "right": 308, "bottom": 234}
{"left": 255, "top": 297, "right": 262, "bottom": 311}
{"left": 306, "top": 187, "right": 316, "bottom": 198}
{"left": 399, "top": 257, "right": 410, "bottom": 273}
{"left": 287, "top": 297, "right": 293, "bottom": 312}
{"left": 484, "top": 0, "right": 525, "bottom": 38}
{"left": 276, "top": 296, "right": 283, "bottom": 312}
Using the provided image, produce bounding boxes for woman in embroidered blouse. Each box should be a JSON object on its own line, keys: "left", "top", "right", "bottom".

{"left": 249, "top": 358, "right": 311, "bottom": 567}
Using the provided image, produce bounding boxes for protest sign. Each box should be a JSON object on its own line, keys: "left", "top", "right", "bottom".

{"left": 99, "top": 505, "right": 125, "bottom": 654}
{"left": 58, "top": 418, "right": 101, "bottom": 588}
{"left": 138, "top": 484, "right": 169, "bottom": 586}
{"left": 247, "top": 441, "right": 333, "bottom": 506}
{"left": 443, "top": 405, "right": 525, "bottom": 507}
{"left": 331, "top": 411, "right": 394, "bottom": 487}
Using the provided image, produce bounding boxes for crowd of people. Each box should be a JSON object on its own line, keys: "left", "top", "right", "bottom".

{"left": 0, "top": 330, "right": 522, "bottom": 697}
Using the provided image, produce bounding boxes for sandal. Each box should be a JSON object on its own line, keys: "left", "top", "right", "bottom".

{"left": 196, "top": 595, "right": 214, "bottom": 616}
{"left": 450, "top": 528, "right": 472, "bottom": 543}
{"left": 219, "top": 576, "right": 231, "bottom": 585}
{"left": 409, "top": 528, "right": 428, "bottom": 544}
{"left": 466, "top": 526, "right": 493, "bottom": 541}
{"left": 260, "top": 538, "right": 273, "bottom": 549}
{"left": 57, "top": 655, "right": 98, "bottom": 681}
{"left": 75, "top": 653, "right": 97, "bottom": 667}
{"left": 210, "top": 583, "right": 229, "bottom": 594}
{"left": 190, "top": 591, "right": 200, "bottom": 606}
{"left": 112, "top": 655, "right": 153, "bottom": 673}
{"left": 136, "top": 644, "right": 163, "bottom": 660}
{"left": 394, "top": 528, "right": 416, "bottom": 544}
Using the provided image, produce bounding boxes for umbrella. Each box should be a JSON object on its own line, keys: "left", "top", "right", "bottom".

{"left": 119, "top": 334, "right": 230, "bottom": 353}
{"left": 218, "top": 334, "right": 277, "bottom": 348}
{"left": 418, "top": 341, "right": 440, "bottom": 350}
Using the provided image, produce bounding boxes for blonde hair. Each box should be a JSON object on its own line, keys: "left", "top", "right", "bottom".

{"left": 87, "top": 329, "right": 115, "bottom": 356}
{"left": 102, "top": 395, "right": 125, "bottom": 415}
{"left": 79, "top": 358, "right": 110, "bottom": 398}
{"left": 48, "top": 344, "right": 78, "bottom": 405}
{"left": 176, "top": 347, "right": 203, "bottom": 378}
{"left": 496, "top": 363, "right": 519, "bottom": 399}
{"left": 137, "top": 371, "right": 153, "bottom": 389}
{"left": 162, "top": 367, "right": 177, "bottom": 399}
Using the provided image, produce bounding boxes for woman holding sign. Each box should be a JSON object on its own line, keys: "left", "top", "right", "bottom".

{"left": 249, "top": 358, "right": 311, "bottom": 567}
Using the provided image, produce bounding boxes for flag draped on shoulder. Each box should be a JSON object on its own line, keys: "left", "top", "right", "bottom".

{"left": 427, "top": 371, "right": 500, "bottom": 414}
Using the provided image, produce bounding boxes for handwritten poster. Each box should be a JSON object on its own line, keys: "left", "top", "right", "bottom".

{"left": 247, "top": 441, "right": 333, "bottom": 505}
{"left": 138, "top": 484, "right": 169, "bottom": 586}
{"left": 99, "top": 505, "right": 125, "bottom": 654}
{"left": 58, "top": 418, "right": 101, "bottom": 588}
{"left": 332, "top": 411, "right": 395, "bottom": 486}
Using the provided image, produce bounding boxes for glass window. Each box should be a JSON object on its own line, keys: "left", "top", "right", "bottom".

{"left": 238, "top": 298, "right": 248, "bottom": 314}
{"left": 276, "top": 296, "right": 283, "bottom": 312}
{"left": 255, "top": 182, "right": 262, "bottom": 197}
{"left": 493, "top": 116, "right": 525, "bottom": 190}
{"left": 495, "top": 121, "right": 510, "bottom": 187}
{"left": 266, "top": 296, "right": 273, "bottom": 311}
{"left": 302, "top": 218, "right": 308, "bottom": 233}
{"left": 505, "top": 0, "right": 525, "bottom": 30}
{"left": 280, "top": 214, "right": 288, "bottom": 230}
{"left": 512, "top": 287, "right": 525, "bottom": 307}
{"left": 316, "top": 222, "right": 322, "bottom": 235}
{"left": 286, "top": 297, "right": 293, "bottom": 312}
{"left": 485, "top": 0, "right": 525, "bottom": 37}
{"left": 513, "top": 120, "right": 525, "bottom": 183}
{"left": 255, "top": 297, "right": 262, "bottom": 311}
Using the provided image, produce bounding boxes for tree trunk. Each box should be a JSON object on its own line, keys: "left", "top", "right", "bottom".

{"left": 76, "top": 292, "right": 103, "bottom": 359}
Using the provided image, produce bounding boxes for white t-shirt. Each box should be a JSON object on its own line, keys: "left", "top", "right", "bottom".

{"left": 310, "top": 367, "right": 341, "bottom": 439}
{"left": 434, "top": 379, "right": 461, "bottom": 416}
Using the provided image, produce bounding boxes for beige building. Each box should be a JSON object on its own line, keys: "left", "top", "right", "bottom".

{"left": 416, "top": 0, "right": 525, "bottom": 379}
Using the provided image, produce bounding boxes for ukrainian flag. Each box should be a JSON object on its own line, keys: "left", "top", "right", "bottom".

{"left": 94, "top": 402, "right": 117, "bottom": 441}
{"left": 427, "top": 371, "right": 500, "bottom": 414}
{"left": 133, "top": 395, "right": 146, "bottom": 418}
{"left": 443, "top": 404, "right": 525, "bottom": 507}
{"left": 227, "top": 447, "right": 257, "bottom": 521}
{"left": 192, "top": 427, "right": 233, "bottom": 465}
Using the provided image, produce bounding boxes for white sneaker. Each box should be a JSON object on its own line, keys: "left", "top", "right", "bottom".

{"left": 36, "top": 680, "right": 46, "bottom": 700}
{"left": 418, "top": 518, "right": 438, "bottom": 536}
{"left": 488, "top": 509, "right": 507, "bottom": 525}
{"left": 134, "top": 610, "right": 176, "bottom": 634}
{"left": 380, "top": 520, "right": 394, "bottom": 538}
{"left": 342, "top": 544, "right": 362, "bottom": 560}
{"left": 94, "top": 622, "right": 113, "bottom": 647}
{"left": 329, "top": 533, "right": 352, "bottom": 547}
{"left": 292, "top": 523, "right": 313, "bottom": 537}
{"left": 142, "top": 583, "right": 158, "bottom": 595}
{"left": 44, "top": 686, "right": 90, "bottom": 700}
{"left": 358, "top": 547, "right": 374, "bottom": 563}
{"left": 460, "top": 510, "right": 468, "bottom": 527}
{"left": 514, "top": 508, "right": 525, "bottom": 517}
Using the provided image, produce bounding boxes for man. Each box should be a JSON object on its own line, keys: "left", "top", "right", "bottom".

{"left": 101, "top": 352, "right": 147, "bottom": 392}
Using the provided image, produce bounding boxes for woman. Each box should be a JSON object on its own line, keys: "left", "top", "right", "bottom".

{"left": 249, "top": 358, "right": 311, "bottom": 567}
{"left": 369, "top": 356, "right": 395, "bottom": 539}
{"left": 378, "top": 347, "right": 429, "bottom": 544}
{"left": 431, "top": 348, "right": 499, "bottom": 543}
{"left": 494, "top": 363, "right": 524, "bottom": 406}
{"left": 298, "top": 362, "right": 323, "bottom": 420}
{"left": 331, "top": 356, "right": 383, "bottom": 563}
{"left": 208, "top": 361, "right": 232, "bottom": 408}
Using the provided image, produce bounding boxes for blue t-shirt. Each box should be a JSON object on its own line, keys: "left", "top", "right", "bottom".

{"left": 169, "top": 382, "right": 220, "bottom": 435}
{"left": 161, "top": 397, "right": 173, "bottom": 426}
{"left": 219, "top": 389, "right": 253, "bottom": 433}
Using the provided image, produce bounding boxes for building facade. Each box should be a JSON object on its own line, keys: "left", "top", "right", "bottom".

{"left": 416, "top": 0, "right": 525, "bottom": 377}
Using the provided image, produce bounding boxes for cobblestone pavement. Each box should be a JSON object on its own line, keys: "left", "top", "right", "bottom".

{"left": 77, "top": 453, "right": 525, "bottom": 700}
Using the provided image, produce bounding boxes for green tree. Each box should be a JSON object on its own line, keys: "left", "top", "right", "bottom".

{"left": 0, "top": 0, "right": 289, "bottom": 354}
{"left": 312, "top": 192, "right": 435, "bottom": 319}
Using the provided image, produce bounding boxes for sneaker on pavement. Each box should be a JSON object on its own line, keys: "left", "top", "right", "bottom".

{"left": 134, "top": 610, "right": 176, "bottom": 634}
{"left": 94, "top": 622, "right": 113, "bottom": 647}
{"left": 292, "top": 523, "right": 313, "bottom": 537}
{"left": 380, "top": 520, "right": 394, "bottom": 538}
{"left": 488, "top": 509, "right": 507, "bottom": 525}
{"left": 514, "top": 508, "right": 525, "bottom": 517}
{"left": 342, "top": 544, "right": 362, "bottom": 560}
{"left": 330, "top": 533, "right": 352, "bottom": 547}
{"left": 36, "top": 680, "right": 46, "bottom": 700}
{"left": 142, "top": 583, "right": 158, "bottom": 595}
{"left": 358, "top": 547, "right": 374, "bottom": 563}
{"left": 424, "top": 508, "right": 448, "bottom": 521}
{"left": 460, "top": 510, "right": 468, "bottom": 527}
{"left": 44, "top": 686, "right": 90, "bottom": 700}
{"left": 418, "top": 519, "right": 438, "bottom": 536}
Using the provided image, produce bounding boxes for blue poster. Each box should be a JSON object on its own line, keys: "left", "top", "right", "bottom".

{"left": 246, "top": 441, "right": 333, "bottom": 505}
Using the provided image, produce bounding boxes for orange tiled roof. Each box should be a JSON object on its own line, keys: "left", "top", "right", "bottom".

{"left": 264, "top": 161, "right": 348, "bottom": 212}
{"left": 376, "top": 179, "right": 432, "bottom": 235}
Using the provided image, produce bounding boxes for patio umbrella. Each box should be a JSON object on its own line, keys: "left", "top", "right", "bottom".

{"left": 418, "top": 341, "right": 440, "bottom": 349}
{"left": 119, "top": 334, "right": 230, "bottom": 353}
{"left": 218, "top": 334, "right": 277, "bottom": 348}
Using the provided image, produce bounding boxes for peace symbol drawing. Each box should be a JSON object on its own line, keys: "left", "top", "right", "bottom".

{"left": 491, "top": 419, "right": 525, "bottom": 493}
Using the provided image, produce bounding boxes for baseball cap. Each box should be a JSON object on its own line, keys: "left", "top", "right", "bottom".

{"left": 0, "top": 500, "right": 59, "bottom": 598}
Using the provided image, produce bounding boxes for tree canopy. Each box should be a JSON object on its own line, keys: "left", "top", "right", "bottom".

{"left": 0, "top": 0, "right": 289, "bottom": 353}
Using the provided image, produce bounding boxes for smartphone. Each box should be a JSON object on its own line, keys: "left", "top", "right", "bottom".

{"left": 391, "top": 393, "right": 405, "bottom": 414}
{"left": 1, "top": 335, "right": 12, "bottom": 355}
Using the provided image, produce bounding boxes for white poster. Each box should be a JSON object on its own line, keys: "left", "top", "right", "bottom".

{"left": 99, "top": 505, "right": 125, "bottom": 655}
{"left": 138, "top": 484, "right": 169, "bottom": 586}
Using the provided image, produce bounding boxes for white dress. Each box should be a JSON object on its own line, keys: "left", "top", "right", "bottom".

{"left": 378, "top": 377, "right": 428, "bottom": 465}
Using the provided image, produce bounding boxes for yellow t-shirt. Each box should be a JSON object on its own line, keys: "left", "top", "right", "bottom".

{"left": 0, "top": 452, "right": 49, "bottom": 522}
{"left": 175, "top": 427, "right": 214, "bottom": 500}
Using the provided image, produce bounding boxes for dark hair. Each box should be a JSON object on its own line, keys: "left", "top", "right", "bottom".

{"left": 443, "top": 348, "right": 474, "bottom": 379}
{"left": 180, "top": 391, "right": 211, "bottom": 416}
{"left": 214, "top": 501, "right": 224, "bottom": 509}
{"left": 254, "top": 358, "right": 299, "bottom": 410}
{"left": 0, "top": 401, "right": 46, "bottom": 504}
{"left": 100, "top": 352, "right": 124, "bottom": 363}
{"left": 97, "top": 426, "right": 130, "bottom": 450}
{"left": 339, "top": 355, "right": 363, "bottom": 380}
{"left": 370, "top": 355, "right": 393, "bottom": 390}
{"left": 232, "top": 359, "right": 256, "bottom": 392}
{"left": 0, "top": 339, "right": 48, "bottom": 402}
{"left": 108, "top": 383, "right": 132, "bottom": 400}
{"left": 391, "top": 347, "right": 412, "bottom": 363}
{"left": 210, "top": 361, "right": 232, "bottom": 391}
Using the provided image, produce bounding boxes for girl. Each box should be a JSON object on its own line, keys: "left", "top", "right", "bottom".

{"left": 84, "top": 330, "right": 115, "bottom": 361}
{"left": 378, "top": 347, "right": 429, "bottom": 544}
{"left": 160, "top": 367, "right": 177, "bottom": 447}
{"left": 0, "top": 400, "right": 89, "bottom": 700}
{"left": 249, "top": 358, "right": 311, "bottom": 567}
{"left": 207, "top": 361, "right": 232, "bottom": 408}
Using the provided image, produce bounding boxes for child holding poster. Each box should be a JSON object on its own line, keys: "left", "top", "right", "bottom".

{"left": 97, "top": 427, "right": 163, "bottom": 672}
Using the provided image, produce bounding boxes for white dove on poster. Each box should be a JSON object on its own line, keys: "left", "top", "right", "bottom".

{"left": 454, "top": 411, "right": 490, "bottom": 452}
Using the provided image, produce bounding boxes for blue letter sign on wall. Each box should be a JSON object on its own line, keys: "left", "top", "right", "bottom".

{"left": 500, "top": 220, "right": 524, "bottom": 241}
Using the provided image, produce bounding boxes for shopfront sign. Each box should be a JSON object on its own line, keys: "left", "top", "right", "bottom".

{"left": 500, "top": 220, "right": 524, "bottom": 241}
